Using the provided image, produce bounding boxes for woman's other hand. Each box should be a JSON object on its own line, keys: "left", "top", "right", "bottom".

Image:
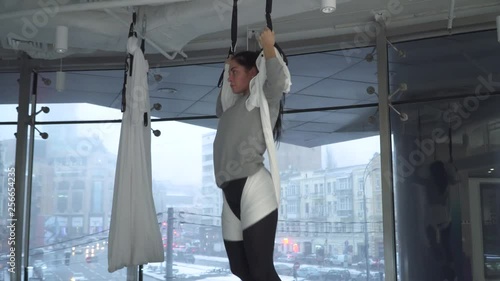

{"left": 259, "top": 27, "right": 276, "bottom": 59}
{"left": 259, "top": 27, "right": 275, "bottom": 49}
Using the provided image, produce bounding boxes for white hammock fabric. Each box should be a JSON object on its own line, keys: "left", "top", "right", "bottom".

{"left": 108, "top": 36, "right": 164, "bottom": 273}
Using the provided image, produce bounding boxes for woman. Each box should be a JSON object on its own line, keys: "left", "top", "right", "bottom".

{"left": 213, "top": 27, "right": 288, "bottom": 281}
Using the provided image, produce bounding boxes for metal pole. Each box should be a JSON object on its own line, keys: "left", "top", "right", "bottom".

{"left": 376, "top": 20, "right": 397, "bottom": 281}
{"left": 22, "top": 71, "right": 38, "bottom": 281}
{"left": 12, "top": 53, "right": 31, "bottom": 281}
{"left": 166, "top": 208, "right": 174, "bottom": 281}
{"left": 363, "top": 177, "right": 370, "bottom": 279}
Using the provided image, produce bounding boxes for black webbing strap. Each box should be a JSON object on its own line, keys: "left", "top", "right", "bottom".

{"left": 120, "top": 61, "right": 127, "bottom": 112}
{"left": 230, "top": 0, "right": 238, "bottom": 53}
{"left": 121, "top": 12, "right": 139, "bottom": 112}
{"left": 265, "top": 0, "right": 288, "bottom": 65}
{"left": 265, "top": 0, "right": 273, "bottom": 31}
{"left": 218, "top": 0, "right": 238, "bottom": 88}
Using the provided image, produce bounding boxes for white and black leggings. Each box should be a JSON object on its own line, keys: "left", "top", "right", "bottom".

{"left": 221, "top": 167, "right": 281, "bottom": 281}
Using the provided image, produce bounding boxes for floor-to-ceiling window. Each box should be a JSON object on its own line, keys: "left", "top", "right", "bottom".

{"left": 5, "top": 29, "right": 499, "bottom": 281}
{"left": 391, "top": 30, "right": 500, "bottom": 281}
{"left": 0, "top": 72, "right": 19, "bottom": 281}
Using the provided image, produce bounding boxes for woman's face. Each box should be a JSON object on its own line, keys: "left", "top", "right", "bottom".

{"left": 228, "top": 59, "right": 256, "bottom": 94}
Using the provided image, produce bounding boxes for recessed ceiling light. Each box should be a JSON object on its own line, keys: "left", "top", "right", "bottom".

{"left": 157, "top": 87, "right": 177, "bottom": 94}
{"left": 321, "top": 0, "right": 336, "bottom": 13}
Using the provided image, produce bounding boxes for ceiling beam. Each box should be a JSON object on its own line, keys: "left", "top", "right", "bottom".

{"left": 0, "top": 16, "right": 496, "bottom": 73}
{"left": 0, "top": 0, "right": 190, "bottom": 21}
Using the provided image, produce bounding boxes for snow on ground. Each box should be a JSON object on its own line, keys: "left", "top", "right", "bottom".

{"left": 143, "top": 262, "right": 298, "bottom": 280}
{"left": 143, "top": 255, "right": 367, "bottom": 280}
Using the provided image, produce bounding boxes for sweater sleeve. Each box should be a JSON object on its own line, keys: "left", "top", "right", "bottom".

{"left": 263, "top": 57, "right": 288, "bottom": 103}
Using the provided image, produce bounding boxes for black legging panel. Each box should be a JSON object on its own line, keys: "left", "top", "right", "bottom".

{"left": 222, "top": 178, "right": 281, "bottom": 281}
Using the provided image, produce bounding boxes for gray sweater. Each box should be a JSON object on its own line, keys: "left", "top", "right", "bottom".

{"left": 213, "top": 57, "right": 288, "bottom": 188}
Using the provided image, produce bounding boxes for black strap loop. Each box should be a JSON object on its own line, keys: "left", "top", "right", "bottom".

{"left": 121, "top": 59, "right": 128, "bottom": 112}
{"left": 264, "top": 0, "right": 287, "bottom": 65}
{"left": 265, "top": 0, "right": 273, "bottom": 31}
{"left": 122, "top": 12, "right": 139, "bottom": 112}
{"left": 218, "top": 0, "right": 238, "bottom": 88}
{"left": 230, "top": 0, "right": 238, "bottom": 54}
{"left": 129, "top": 12, "right": 137, "bottom": 38}
{"left": 218, "top": 0, "right": 288, "bottom": 88}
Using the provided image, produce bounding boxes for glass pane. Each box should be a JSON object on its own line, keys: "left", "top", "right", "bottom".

{"left": 36, "top": 70, "right": 124, "bottom": 121}
{"left": 158, "top": 107, "right": 384, "bottom": 281}
{"left": 0, "top": 72, "right": 20, "bottom": 121}
{"left": 286, "top": 47, "right": 378, "bottom": 110}
{"left": 276, "top": 112, "right": 383, "bottom": 281}
{"left": 480, "top": 183, "right": 500, "bottom": 279}
{"left": 29, "top": 123, "right": 127, "bottom": 281}
{"left": 392, "top": 88, "right": 500, "bottom": 281}
{"left": 389, "top": 30, "right": 499, "bottom": 103}
{"left": 0, "top": 124, "right": 17, "bottom": 264}
{"left": 36, "top": 64, "right": 222, "bottom": 121}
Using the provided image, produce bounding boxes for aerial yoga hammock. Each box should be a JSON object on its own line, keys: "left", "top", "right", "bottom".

{"left": 108, "top": 11, "right": 164, "bottom": 274}
{"left": 215, "top": 0, "right": 291, "bottom": 280}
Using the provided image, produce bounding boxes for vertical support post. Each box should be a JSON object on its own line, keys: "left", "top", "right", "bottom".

{"left": 363, "top": 178, "right": 370, "bottom": 278}
{"left": 166, "top": 207, "right": 174, "bottom": 281}
{"left": 126, "top": 266, "right": 137, "bottom": 281}
{"left": 376, "top": 21, "right": 397, "bottom": 281}
{"left": 13, "top": 53, "right": 31, "bottom": 281}
{"left": 22, "top": 70, "right": 37, "bottom": 281}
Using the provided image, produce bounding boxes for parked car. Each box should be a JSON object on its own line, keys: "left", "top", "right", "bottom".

{"left": 302, "top": 254, "right": 324, "bottom": 265}
{"left": 325, "top": 254, "right": 352, "bottom": 267}
{"left": 32, "top": 260, "right": 48, "bottom": 280}
{"left": 173, "top": 251, "right": 195, "bottom": 263}
{"left": 276, "top": 253, "right": 299, "bottom": 263}
{"left": 274, "top": 264, "right": 293, "bottom": 276}
{"left": 355, "top": 258, "right": 381, "bottom": 270}
{"left": 70, "top": 272, "right": 88, "bottom": 281}
{"left": 296, "top": 266, "right": 322, "bottom": 280}
{"left": 323, "top": 269, "right": 351, "bottom": 281}
{"left": 353, "top": 272, "right": 377, "bottom": 281}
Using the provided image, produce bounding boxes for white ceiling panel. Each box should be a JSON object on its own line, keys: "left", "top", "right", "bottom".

{"left": 284, "top": 111, "right": 331, "bottom": 122}
{"left": 183, "top": 101, "right": 217, "bottom": 115}
{"left": 159, "top": 65, "right": 222, "bottom": 87}
{"left": 289, "top": 75, "right": 324, "bottom": 94}
{"left": 36, "top": 87, "right": 117, "bottom": 105}
{"left": 314, "top": 111, "right": 362, "bottom": 124}
{"left": 331, "top": 59, "right": 378, "bottom": 84}
{"left": 150, "top": 83, "right": 214, "bottom": 101}
{"left": 200, "top": 87, "right": 220, "bottom": 103}
{"left": 287, "top": 53, "right": 354, "bottom": 78}
{"left": 39, "top": 72, "right": 122, "bottom": 95}
{"left": 286, "top": 93, "right": 359, "bottom": 109}
{"left": 149, "top": 98, "right": 194, "bottom": 115}
{"left": 282, "top": 120, "right": 307, "bottom": 130}
{"left": 301, "top": 78, "right": 377, "bottom": 101}
{"left": 292, "top": 122, "right": 344, "bottom": 133}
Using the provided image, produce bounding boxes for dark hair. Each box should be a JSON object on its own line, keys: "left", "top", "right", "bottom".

{"left": 232, "top": 51, "right": 260, "bottom": 71}
{"left": 232, "top": 51, "right": 285, "bottom": 143}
